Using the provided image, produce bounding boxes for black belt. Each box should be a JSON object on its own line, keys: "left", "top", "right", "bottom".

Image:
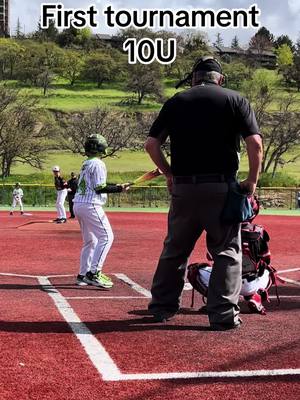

{"left": 173, "top": 174, "right": 233, "bottom": 184}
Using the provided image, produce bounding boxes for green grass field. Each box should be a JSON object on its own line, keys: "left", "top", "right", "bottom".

{"left": 7, "top": 73, "right": 300, "bottom": 113}
{"left": 2, "top": 148, "right": 299, "bottom": 185}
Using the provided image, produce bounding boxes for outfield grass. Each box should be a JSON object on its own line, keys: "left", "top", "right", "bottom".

{"left": 12, "top": 80, "right": 163, "bottom": 112}
{"left": 7, "top": 74, "right": 300, "bottom": 113}
{"left": 6, "top": 150, "right": 158, "bottom": 184}
{"left": 4, "top": 149, "right": 300, "bottom": 185}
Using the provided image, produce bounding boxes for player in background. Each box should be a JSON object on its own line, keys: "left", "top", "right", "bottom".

{"left": 52, "top": 166, "right": 68, "bottom": 224}
{"left": 67, "top": 172, "right": 78, "bottom": 219}
{"left": 73, "top": 134, "right": 130, "bottom": 289}
{"left": 10, "top": 183, "right": 24, "bottom": 215}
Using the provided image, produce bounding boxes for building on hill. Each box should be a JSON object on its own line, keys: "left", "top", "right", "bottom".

{"left": 208, "top": 45, "right": 277, "bottom": 69}
{"left": 0, "top": 0, "right": 9, "bottom": 37}
{"left": 93, "top": 34, "right": 123, "bottom": 49}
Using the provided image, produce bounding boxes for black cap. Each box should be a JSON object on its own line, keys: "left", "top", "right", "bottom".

{"left": 175, "top": 56, "right": 222, "bottom": 89}
{"left": 193, "top": 57, "right": 222, "bottom": 74}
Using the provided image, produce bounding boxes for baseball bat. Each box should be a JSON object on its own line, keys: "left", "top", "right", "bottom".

{"left": 129, "top": 168, "right": 163, "bottom": 186}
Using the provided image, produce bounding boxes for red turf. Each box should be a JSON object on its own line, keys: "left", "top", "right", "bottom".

{"left": 0, "top": 211, "right": 299, "bottom": 400}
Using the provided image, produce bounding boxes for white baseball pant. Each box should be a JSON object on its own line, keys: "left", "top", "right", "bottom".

{"left": 56, "top": 189, "right": 68, "bottom": 219}
{"left": 73, "top": 203, "right": 114, "bottom": 275}
{"left": 11, "top": 197, "right": 23, "bottom": 212}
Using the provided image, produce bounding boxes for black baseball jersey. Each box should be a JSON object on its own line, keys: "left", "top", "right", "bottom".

{"left": 149, "top": 82, "right": 260, "bottom": 176}
{"left": 54, "top": 176, "right": 67, "bottom": 190}
{"left": 67, "top": 177, "right": 78, "bottom": 194}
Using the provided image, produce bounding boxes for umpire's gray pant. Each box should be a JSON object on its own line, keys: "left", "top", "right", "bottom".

{"left": 148, "top": 182, "right": 242, "bottom": 326}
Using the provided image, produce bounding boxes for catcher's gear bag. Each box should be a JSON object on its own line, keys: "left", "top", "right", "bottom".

{"left": 187, "top": 222, "right": 280, "bottom": 315}
{"left": 84, "top": 134, "right": 108, "bottom": 156}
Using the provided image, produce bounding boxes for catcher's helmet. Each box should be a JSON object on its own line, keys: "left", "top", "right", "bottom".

{"left": 52, "top": 165, "right": 60, "bottom": 172}
{"left": 84, "top": 134, "right": 108, "bottom": 156}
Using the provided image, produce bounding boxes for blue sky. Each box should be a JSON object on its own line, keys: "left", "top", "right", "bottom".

{"left": 10, "top": 0, "right": 300, "bottom": 46}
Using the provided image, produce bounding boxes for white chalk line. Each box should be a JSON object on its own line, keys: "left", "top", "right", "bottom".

{"left": 278, "top": 276, "right": 300, "bottom": 287}
{"left": 108, "top": 368, "right": 300, "bottom": 382}
{"left": 278, "top": 267, "right": 300, "bottom": 273}
{"left": 66, "top": 296, "right": 146, "bottom": 300}
{"left": 35, "top": 277, "right": 300, "bottom": 382}
{"left": 38, "top": 276, "right": 122, "bottom": 381}
{"left": 1, "top": 272, "right": 300, "bottom": 381}
{"left": 113, "top": 273, "right": 151, "bottom": 298}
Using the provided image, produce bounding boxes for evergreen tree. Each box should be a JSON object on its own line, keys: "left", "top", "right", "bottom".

{"left": 231, "top": 36, "right": 239, "bottom": 49}
{"left": 15, "top": 18, "right": 24, "bottom": 39}
{"left": 214, "top": 33, "right": 224, "bottom": 48}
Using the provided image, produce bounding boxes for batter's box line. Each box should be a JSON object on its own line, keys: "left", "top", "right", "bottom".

{"left": 1, "top": 273, "right": 299, "bottom": 381}
{"left": 37, "top": 276, "right": 300, "bottom": 382}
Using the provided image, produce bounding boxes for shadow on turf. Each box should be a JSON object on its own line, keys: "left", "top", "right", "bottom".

{"left": 0, "top": 284, "right": 110, "bottom": 292}
{"left": 0, "top": 318, "right": 212, "bottom": 333}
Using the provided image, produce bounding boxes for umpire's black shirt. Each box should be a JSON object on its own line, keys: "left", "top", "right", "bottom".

{"left": 149, "top": 82, "right": 259, "bottom": 176}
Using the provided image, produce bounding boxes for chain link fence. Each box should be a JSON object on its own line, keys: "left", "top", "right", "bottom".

{"left": 1, "top": 184, "right": 300, "bottom": 209}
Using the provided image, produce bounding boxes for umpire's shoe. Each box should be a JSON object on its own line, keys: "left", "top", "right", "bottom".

{"left": 210, "top": 318, "right": 242, "bottom": 331}
{"left": 151, "top": 310, "right": 178, "bottom": 323}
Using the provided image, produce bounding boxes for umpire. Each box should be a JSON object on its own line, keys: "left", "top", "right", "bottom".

{"left": 67, "top": 172, "right": 78, "bottom": 218}
{"left": 144, "top": 56, "right": 263, "bottom": 330}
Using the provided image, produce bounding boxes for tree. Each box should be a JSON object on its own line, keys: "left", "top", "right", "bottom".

{"left": 126, "top": 63, "right": 164, "bottom": 105}
{"left": 262, "top": 98, "right": 300, "bottom": 177}
{"left": 82, "top": 52, "right": 117, "bottom": 88}
{"left": 249, "top": 26, "right": 274, "bottom": 56}
{"left": 58, "top": 107, "right": 137, "bottom": 156}
{"left": 222, "top": 62, "right": 253, "bottom": 89}
{"left": 0, "top": 39, "right": 24, "bottom": 79}
{"left": 231, "top": 36, "right": 240, "bottom": 49}
{"left": 291, "top": 55, "right": 300, "bottom": 91}
{"left": 275, "top": 44, "right": 294, "bottom": 85}
{"left": 214, "top": 32, "right": 224, "bottom": 48}
{"left": 34, "top": 19, "right": 59, "bottom": 42}
{"left": 242, "top": 71, "right": 300, "bottom": 176}
{"left": 61, "top": 50, "right": 84, "bottom": 86}
{"left": 180, "top": 31, "right": 209, "bottom": 54}
{"left": 0, "top": 86, "right": 56, "bottom": 177}
{"left": 16, "top": 41, "right": 64, "bottom": 94}
{"left": 274, "top": 35, "right": 294, "bottom": 51}
{"left": 15, "top": 18, "right": 24, "bottom": 39}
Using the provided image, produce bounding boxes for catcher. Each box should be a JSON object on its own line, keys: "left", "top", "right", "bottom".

{"left": 187, "top": 197, "right": 280, "bottom": 315}
{"left": 10, "top": 183, "right": 24, "bottom": 215}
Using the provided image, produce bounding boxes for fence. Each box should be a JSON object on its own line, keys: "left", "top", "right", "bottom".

{"left": 1, "top": 184, "right": 300, "bottom": 209}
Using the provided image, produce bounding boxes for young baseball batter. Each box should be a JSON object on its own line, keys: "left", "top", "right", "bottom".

{"left": 10, "top": 183, "right": 24, "bottom": 215}
{"left": 52, "top": 165, "right": 68, "bottom": 223}
{"left": 73, "top": 134, "right": 130, "bottom": 289}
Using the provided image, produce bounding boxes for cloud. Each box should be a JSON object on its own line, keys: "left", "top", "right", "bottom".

{"left": 288, "top": 0, "right": 300, "bottom": 14}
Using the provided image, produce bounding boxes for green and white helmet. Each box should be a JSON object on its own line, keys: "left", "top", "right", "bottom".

{"left": 84, "top": 134, "right": 108, "bottom": 156}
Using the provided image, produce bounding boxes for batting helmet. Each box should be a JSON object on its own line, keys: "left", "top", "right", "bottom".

{"left": 52, "top": 165, "right": 60, "bottom": 172}
{"left": 84, "top": 134, "right": 108, "bottom": 156}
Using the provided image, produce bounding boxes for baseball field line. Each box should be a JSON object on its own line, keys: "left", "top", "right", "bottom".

{"left": 0, "top": 272, "right": 299, "bottom": 382}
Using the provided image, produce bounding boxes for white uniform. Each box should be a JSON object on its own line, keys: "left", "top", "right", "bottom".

{"left": 73, "top": 158, "right": 114, "bottom": 276}
{"left": 11, "top": 188, "right": 24, "bottom": 212}
{"left": 56, "top": 189, "right": 68, "bottom": 219}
